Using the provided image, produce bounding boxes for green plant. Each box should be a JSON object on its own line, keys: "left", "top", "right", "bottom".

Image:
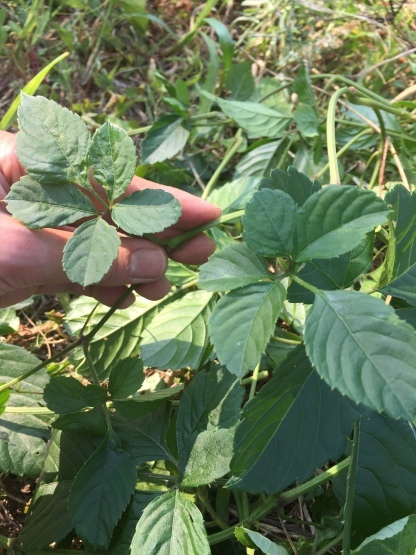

{"left": 1, "top": 90, "right": 416, "bottom": 555}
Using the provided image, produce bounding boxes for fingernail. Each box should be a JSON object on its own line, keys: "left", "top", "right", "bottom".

{"left": 129, "top": 248, "right": 167, "bottom": 282}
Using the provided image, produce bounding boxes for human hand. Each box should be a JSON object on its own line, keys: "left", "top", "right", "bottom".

{"left": 0, "top": 130, "right": 221, "bottom": 309}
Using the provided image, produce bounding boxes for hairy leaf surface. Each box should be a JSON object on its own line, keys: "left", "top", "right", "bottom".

{"left": 131, "top": 489, "right": 210, "bottom": 555}
{"left": 199, "top": 243, "right": 270, "bottom": 291}
{"left": 63, "top": 217, "right": 121, "bottom": 286}
{"left": 16, "top": 94, "right": 90, "bottom": 187}
{"left": 0, "top": 344, "right": 50, "bottom": 478}
{"left": 5, "top": 176, "right": 98, "bottom": 228}
{"left": 140, "top": 291, "right": 213, "bottom": 370}
{"left": 243, "top": 189, "right": 297, "bottom": 257}
{"left": 210, "top": 281, "right": 286, "bottom": 377}
{"left": 295, "top": 186, "right": 389, "bottom": 261}
{"left": 230, "top": 347, "right": 358, "bottom": 494}
{"left": 89, "top": 121, "right": 137, "bottom": 202}
{"left": 259, "top": 166, "right": 320, "bottom": 207}
{"left": 111, "top": 189, "right": 181, "bottom": 235}
{"left": 68, "top": 432, "right": 136, "bottom": 550}
{"left": 177, "top": 366, "right": 243, "bottom": 486}
{"left": 305, "top": 290, "right": 416, "bottom": 421}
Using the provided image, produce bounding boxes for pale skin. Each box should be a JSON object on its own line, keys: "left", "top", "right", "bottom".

{"left": 0, "top": 130, "right": 221, "bottom": 309}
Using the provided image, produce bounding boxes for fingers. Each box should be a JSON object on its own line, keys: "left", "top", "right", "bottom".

{"left": 0, "top": 215, "right": 170, "bottom": 308}
{"left": 0, "top": 131, "right": 25, "bottom": 195}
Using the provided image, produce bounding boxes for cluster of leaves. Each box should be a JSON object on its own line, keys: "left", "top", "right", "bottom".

{"left": 5, "top": 94, "right": 181, "bottom": 286}
{"left": 1, "top": 93, "right": 416, "bottom": 554}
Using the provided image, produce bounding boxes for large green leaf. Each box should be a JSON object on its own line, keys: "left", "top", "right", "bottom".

{"left": 333, "top": 413, "right": 416, "bottom": 547}
{"left": 63, "top": 217, "right": 121, "bottom": 286}
{"left": 225, "top": 60, "right": 255, "bottom": 101}
{"left": 230, "top": 347, "right": 359, "bottom": 494}
{"left": 288, "top": 234, "right": 374, "bottom": 304}
{"left": 209, "top": 281, "right": 286, "bottom": 377}
{"left": 294, "top": 186, "right": 389, "bottom": 262}
{"left": 44, "top": 376, "right": 107, "bottom": 414}
{"left": 200, "top": 91, "right": 292, "bottom": 137}
{"left": 111, "top": 189, "right": 182, "bottom": 235}
{"left": 16, "top": 94, "right": 90, "bottom": 188}
{"left": 68, "top": 431, "right": 137, "bottom": 550}
{"left": 89, "top": 121, "right": 137, "bottom": 203}
{"left": 141, "top": 115, "right": 190, "bottom": 164}
{"left": 199, "top": 243, "right": 270, "bottom": 292}
{"left": 294, "top": 103, "right": 319, "bottom": 137}
{"left": 5, "top": 176, "right": 98, "bottom": 228}
{"left": 19, "top": 430, "right": 96, "bottom": 550}
{"left": 65, "top": 296, "right": 159, "bottom": 378}
{"left": 113, "top": 385, "right": 184, "bottom": 419}
{"left": 140, "top": 291, "right": 213, "bottom": 370}
{"left": 352, "top": 515, "right": 416, "bottom": 555}
{"left": 131, "top": 489, "right": 210, "bottom": 555}
{"left": 84, "top": 491, "right": 162, "bottom": 555}
{"left": 0, "top": 344, "right": 50, "bottom": 478}
{"left": 381, "top": 185, "right": 416, "bottom": 305}
{"left": 177, "top": 365, "right": 243, "bottom": 487}
{"left": 111, "top": 406, "right": 174, "bottom": 466}
{"left": 304, "top": 290, "right": 416, "bottom": 421}
{"left": 259, "top": 166, "right": 321, "bottom": 207}
{"left": 234, "top": 140, "right": 285, "bottom": 178}
{"left": 242, "top": 189, "right": 297, "bottom": 257}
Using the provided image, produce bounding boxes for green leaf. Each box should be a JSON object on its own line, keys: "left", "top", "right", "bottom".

{"left": 199, "top": 243, "right": 270, "bottom": 292}
{"left": 108, "top": 358, "right": 144, "bottom": 399}
{"left": 235, "top": 527, "right": 289, "bottom": 554}
{"left": 5, "top": 176, "right": 98, "bottom": 228}
{"left": 295, "top": 186, "right": 389, "bottom": 262}
{"left": 304, "top": 290, "right": 416, "bottom": 421}
{"left": 89, "top": 121, "right": 137, "bottom": 203}
{"left": 200, "top": 90, "right": 293, "bottom": 137}
{"left": 65, "top": 295, "right": 159, "bottom": 379}
{"left": 111, "top": 406, "right": 174, "bottom": 466}
{"left": 113, "top": 385, "right": 183, "bottom": 419}
{"left": 0, "top": 307, "right": 19, "bottom": 334}
{"left": 131, "top": 489, "right": 210, "bottom": 555}
{"left": 177, "top": 365, "right": 244, "bottom": 487}
{"left": 230, "top": 347, "right": 359, "bottom": 494}
{"left": 0, "top": 389, "right": 10, "bottom": 416}
{"left": 243, "top": 189, "right": 297, "bottom": 257}
{"left": 141, "top": 115, "right": 190, "bottom": 164}
{"left": 0, "top": 344, "right": 50, "bottom": 478}
{"left": 51, "top": 409, "right": 107, "bottom": 435}
{"left": 259, "top": 166, "right": 321, "bottom": 207}
{"left": 381, "top": 185, "right": 416, "bottom": 305}
{"left": 19, "top": 430, "right": 96, "bottom": 550}
{"left": 63, "top": 218, "right": 121, "bottom": 286}
{"left": 84, "top": 491, "right": 162, "bottom": 555}
{"left": 225, "top": 60, "right": 255, "bottom": 101}
{"left": 44, "top": 376, "right": 108, "bottom": 414}
{"left": 352, "top": 515, "right": 416, "bottom": 555}
{"left": 16, "top": 93, "right": 90, "bottom": 188}
{"left": 207, "top": 176, "right": 258, "bottom": 213}
{"left": 199, "top": 33, "right": 219, "bottom": 114}
{"left": 288, "top": 234, "right": 374, "bottom": 304}
{"left": 68, "top": 432, "right": 137, "bottom": 550}
{"left": 234, "top": 140, "right": 285, "bottom": 178}
{"left": 140, "top": 291, "right": 213, "bottom": 370}
{"left": 111, "top": 189, "right": 182, "bottom": 235}
{"left": 333, "top": 413, "right": 416, "bottom": 547}
{"left": 210, "top": 281, "right": 286, "bottom": 377}
{"left": 294, "top": 103, "right": 319, "bottom": 137}
{"left": 204, "top": 17, "right": 234, "bottom": 71}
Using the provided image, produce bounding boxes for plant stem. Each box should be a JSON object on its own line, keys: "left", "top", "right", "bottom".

{"left": 197, "top": 487, "right": 229, "bottom": 530}
{"left": 240, "top": 370, "right": 269, "bottom": 385}
{"left": 248, "top": 362, "right": 260, "bottom": 400}
{"left": 0, "top": 534, "right": 16, "bottom": 549}
{"left": 316, "top": 533, "right": 343, "bottom": 555}
{"left": 3, "top": 406, "right": 53, "bottom": 414}
{"left": 83, "top": 344, "right": 112, "bottom": 431}
{"left": 202, "top": 129, "right": 244, "bottom": 200}
{"left": 157, "top": 210, "right": 245, "bottom": 250}
{"left": 342, "top": 420, "right": 360, "bottom": 555}
{"left": 208, "top": 457, "right": 351, "bottom": 545}
{"left": 289, "top": 274, "right": 321, "bottom": 297}
{"left": 327, "top": 87, "right": 350, "bottom": 185}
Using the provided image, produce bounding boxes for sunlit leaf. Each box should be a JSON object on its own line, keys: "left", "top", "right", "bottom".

{"left": 142, "top": 115, "right": 190, "bottom": 164}
{"left": 108, "top": 358, "right": 144, "bottom": 399}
